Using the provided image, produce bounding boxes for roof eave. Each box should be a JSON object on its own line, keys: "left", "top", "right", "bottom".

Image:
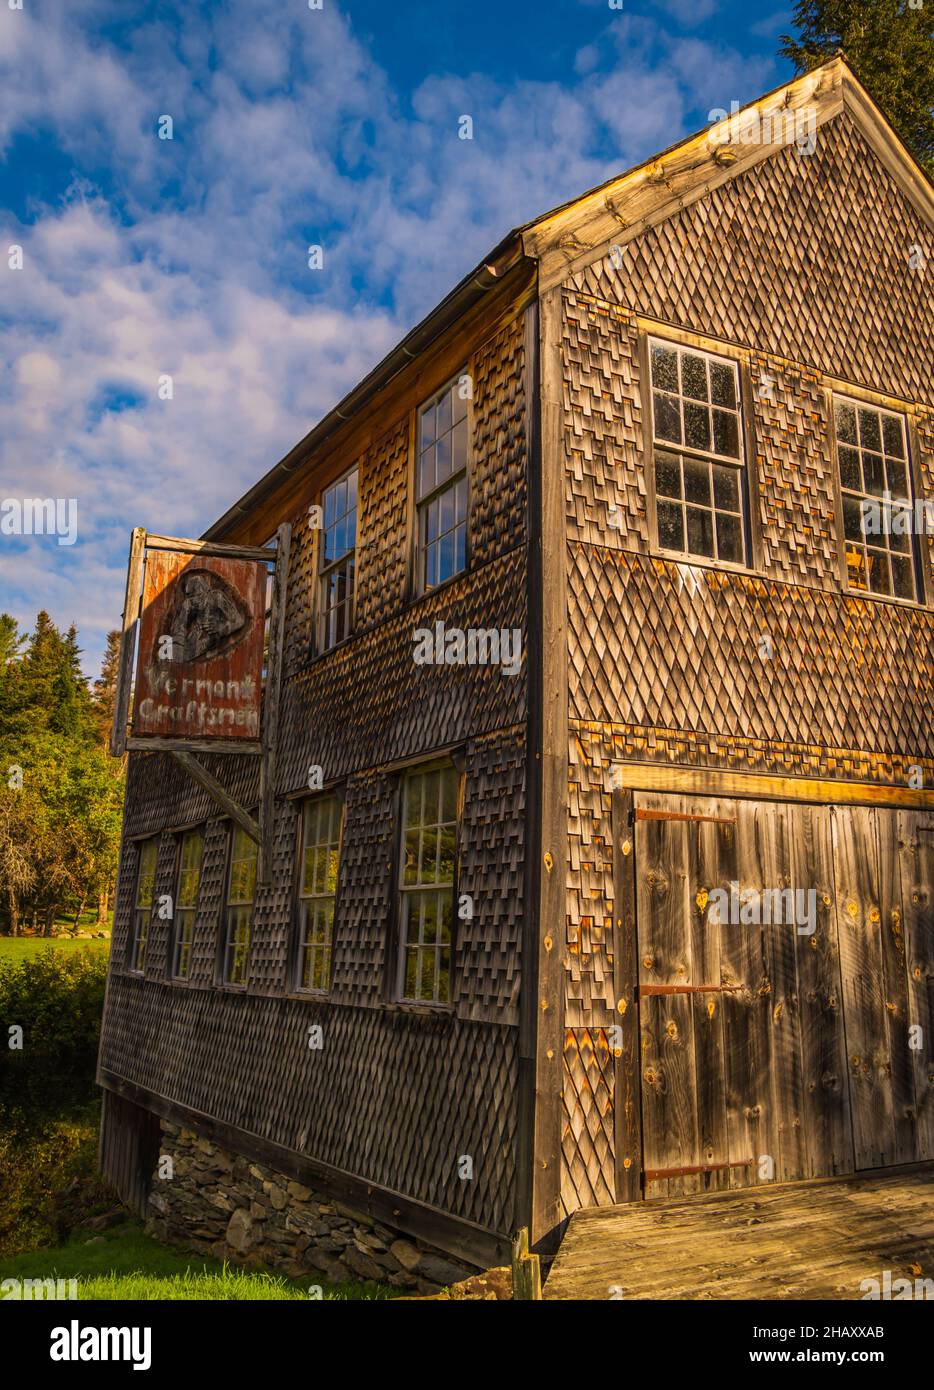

{"left": 202, "top": 229, "right": 527, "bottom": 541}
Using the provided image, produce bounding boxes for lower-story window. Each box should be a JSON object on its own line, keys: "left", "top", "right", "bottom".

{"left": 222, "top": 826, "right": 257, "bottom": 986}
{"left": 296, "top": 794, "right": 342, "bottom": 992}
{"left": 130, "top": 838, "right": 158, "bottom": 972}
{"left": 172, "top": 828, "right": 204, "bottom": 979}
{"left": 397, "top": 763, "right": 459, "bottom": 1005}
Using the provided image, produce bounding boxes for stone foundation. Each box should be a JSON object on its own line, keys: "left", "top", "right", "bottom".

{"left": 145, "top": 1123, "right": 475, "bottom": 1294}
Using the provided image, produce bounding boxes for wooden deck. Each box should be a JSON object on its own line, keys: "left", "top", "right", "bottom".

{"left": 544, "top": 1167, "right": 934, "bottom": 1300}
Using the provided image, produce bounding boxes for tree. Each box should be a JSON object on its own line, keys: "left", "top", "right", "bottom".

{"left": 780, "top": 2, "right": 934, "bottom": 177}
{"left": 0, "top": 614, "right": 125, "bottom": 936}
{"left": 0, "top": 614, "right": 26, "bottom": 739}
{"left": 91, "top": 631, "right": 122, "bottom": 747}
{"left": 10, "top": 613, "right": 95, "bottom": 746}
{"left": 0, "top": 782, "right": 42, "bottom": 936}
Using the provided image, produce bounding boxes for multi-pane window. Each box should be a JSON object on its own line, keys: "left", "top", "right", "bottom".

{"left": 834, "top": 398, "right": 917, "bottom": 601}
{"left": 130, "top": 839, "right": 158, "bottom": 971}
{"left": 319, "top": 468, "right": 357, "bottom": 651}
{"left": 172, "top": 829, "right": 203, "bottom": 979}
{"left": 296, "top": 795, "right": 342, "bottom": 992}
{"left": 417, "top": 377, "right": 468, "bottom": 591}
{"left": 397, "top": 764, "right": 459, "bottom": 1005}
{"left": 650, "top": 339, "right": 747, "bottom": 565}
{"left": 222, "top": 826, "right": 257, "bottom": 986}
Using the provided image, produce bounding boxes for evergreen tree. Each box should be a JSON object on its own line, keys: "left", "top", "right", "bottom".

{"left": 781, "top": 1, "right": 934, "bottom": 176}
{"left": 92, "top": 631, "right": 122, "bottom": 747}
{"left": 0, "top": 614, "right": 26, "bottom": 739}
{"left": 0, "top": 613, "right": 124, "bottom": 934}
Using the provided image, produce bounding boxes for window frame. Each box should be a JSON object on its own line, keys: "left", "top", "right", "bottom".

{"left": 645, "top": 335, "right": 753, "bottom": 572}
{"left": 414, "top": 372, "right": 471, "bottom": 596}
{"left": 128, "top": 837, "right": 158, "bottom": 973}
{"left": 293, "top": 791, "right": 344, "bottom": 995}
{"left": 392, "top": 759, "right": 462, "bottom": 1008}
{"left": 217, "top": 821, "right": 259, "bottom": 989}
{"left": 830, "top": 392, "right": 924, "bottom": 606}
{"left": 170, "top": 826, "right": 204, "bottom": 981}
{"left": 317, "top": 463, "right": 359, "bottom": 654}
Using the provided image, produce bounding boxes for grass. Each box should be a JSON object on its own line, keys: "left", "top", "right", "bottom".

{"left": 0, "top": 936, "right": 110, "bottom": 961}
{"left": 0, "top": 1220, "right": 393, "bottom": 1300}
{"left": 0, "top": 924, "right": 394, "bottom": 1301}
{"left": 0, "top": 1101, "right": 105, "bottom": 1258}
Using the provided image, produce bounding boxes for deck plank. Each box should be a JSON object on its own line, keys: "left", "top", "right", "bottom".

{"left": 543, "top": 1167, "right": 934, "bottom": 1299}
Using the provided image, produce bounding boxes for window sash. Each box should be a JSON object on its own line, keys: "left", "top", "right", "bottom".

{"left": 172, "top": 830, "right": 203, "bottom": 979}
{"left": 296, "top": 795, "right": 342, "bottom": 993}
{"left": 133, "top": 908, "right": 150, "bottom": 972}
{"left": 319, "top": 552, "right": 355, "bottom": 650}
{"left": 319, "top": 468, "right": 358, "bottom": 651}
{"left": 833, "top": 396, "right": 918, "bottom": 602}
{"left": 222, "top": 827, "right": 257, "bottom": 985}
{"left": 419, "top": 476, "right": 468, "bottom": 591}
{"left": 297, "top": 898, "right": 334, "bottom": 992}
{"left": 648, "top": 339, "right": 749, "bottom": 565}
{"left": 398, "top": 887, "right": 453, "bottom": 1005}
{"left": 396, "top": 765, "right": 458, "bottom": 1004}
{"left": 654, "top": 449, "right": 746, "bottom": 566}
{"left": 131, "top": 839, "right": 158, "bottom": 971}
{"left": 648, "top": 339, "right": 743, "bottom": 463}
{"left": 417, "top": 375, "right": 469, "bottom": 591}
{"left": 173, "top": 908, "right": 196, "bottom": 979}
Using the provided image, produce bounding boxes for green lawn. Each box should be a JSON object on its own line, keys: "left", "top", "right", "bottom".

{"left": 0, "top": 936, "right": 110, "bottom": 962}
{"left": 0, "top": 1220, "right": 392, "bottom": 1300}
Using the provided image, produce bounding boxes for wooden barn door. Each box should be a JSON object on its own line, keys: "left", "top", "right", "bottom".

{"left": 632, "top": 792, "right": 853, "bottom": 1199}
{"left": 833, "top": 807, "right": 934, "bottom": 1168}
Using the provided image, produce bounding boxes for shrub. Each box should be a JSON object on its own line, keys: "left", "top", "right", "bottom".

{"left": 0, "top": 948, "right": 110, "bottom": 1255}
{"left": 0, "top": 947, "right": 106, "bottom": 1079}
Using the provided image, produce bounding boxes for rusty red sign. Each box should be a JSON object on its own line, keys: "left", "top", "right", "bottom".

{"left": 132, "top": 551, "right": 266, "bottom": 742}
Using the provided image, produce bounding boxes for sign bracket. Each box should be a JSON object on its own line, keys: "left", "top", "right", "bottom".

{"left": 168, "top": 750, "right": 262, "bottom": 847}
{"left": 109, "top": 522, "right": 292, "bottom": 885}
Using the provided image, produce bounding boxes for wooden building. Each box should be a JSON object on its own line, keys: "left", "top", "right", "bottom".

{"left": 99, "top": 58, "right": 934, "bottom": 1274}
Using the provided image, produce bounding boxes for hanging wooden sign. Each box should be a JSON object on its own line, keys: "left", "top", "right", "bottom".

{"left": 131, "top": 550, "right": 266, "bottom": 743}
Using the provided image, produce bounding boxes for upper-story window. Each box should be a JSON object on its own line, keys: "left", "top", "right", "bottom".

{"left": 221, "top": 826, "right": 257, "bottom": 986}
{"left": 319, "top": 467, "right": 357, "bottom": 651}
{"left": 833, "top": 397, "right": 918, "bottom": 601}
{"left": 396, "top": 762, "right": 459, "bottom": 1005}
{"left": 130, "top": 838, "right": 157, "bottom": 972}
{"left": 417, "top": 376, "right": 469, "bottom": 591}
{"left": 296, "top": 793, "right": 342, "bottom": 992}
{"left": 172, "top": 828, "right": 204, "bottom": 980}
{"left": 650, "top": 339, "right": 747, "bottom": 566}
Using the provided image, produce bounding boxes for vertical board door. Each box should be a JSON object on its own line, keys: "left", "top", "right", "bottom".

{"left": 834, "top": 807, "right": 934, "bottom": 1168}
{"left": 634, "top": 792, "right": 852, "bottom": 1199}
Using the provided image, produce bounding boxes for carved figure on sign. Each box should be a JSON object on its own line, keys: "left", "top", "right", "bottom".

{"left": 160, "top": 570, "right": 251, "bottom": 664}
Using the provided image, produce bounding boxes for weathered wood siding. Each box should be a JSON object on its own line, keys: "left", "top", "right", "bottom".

{"left": 558, "top": 113, "right": 934, "bottom": 1215}
{"left": 101, "top": 311, "right": 531, "bottom": 1247}
{"left": 98, "top": 1090, "right": 162, "bottom": 1216}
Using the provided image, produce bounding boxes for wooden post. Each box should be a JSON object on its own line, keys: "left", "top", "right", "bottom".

{"left": 110, "top": 527, "right": 147, "bottom": 757}
{"left": 511, "top": 1228, "right": 543, "bottom": 1300}
{"left": 526, "top": 286, "right": 569, "bottom": 1253}
{"left": 612, "top": 787, "right": 643, "bottom": 1202}
{"left": 258, "top": 522, "right": 291, "bottom": 884}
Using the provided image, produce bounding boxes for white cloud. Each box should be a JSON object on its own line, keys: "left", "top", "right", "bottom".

{"left": 0, "top": 0, "right": 778, "bottom": 675}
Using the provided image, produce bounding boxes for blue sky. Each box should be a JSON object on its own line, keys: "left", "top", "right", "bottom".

{"left": 0, "top": 0, "right": 795, "bottom": 676}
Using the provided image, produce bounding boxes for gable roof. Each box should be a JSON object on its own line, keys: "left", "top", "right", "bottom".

{"left": 204, "top": 56, "right": 933, "bottom": 541}
{"left": 519, "top": 56, "right": 934, "bottom": 294}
